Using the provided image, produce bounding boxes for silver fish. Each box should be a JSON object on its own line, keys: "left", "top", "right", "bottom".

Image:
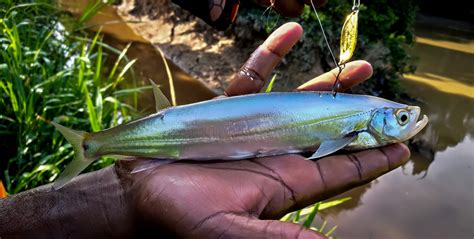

{"left": 51, "top": 90, "right": 428, "bottom": 189}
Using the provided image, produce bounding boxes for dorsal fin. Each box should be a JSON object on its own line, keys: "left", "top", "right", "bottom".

{"left": 149, "top": 80, "right": 171, "bottom": 112}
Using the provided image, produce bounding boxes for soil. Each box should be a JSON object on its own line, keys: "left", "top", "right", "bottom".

{"left": 113, "top": 0, "right": 326, "bottom": 93}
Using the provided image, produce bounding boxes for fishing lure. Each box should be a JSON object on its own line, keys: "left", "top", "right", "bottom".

{"left": 310, "top": 0, "right": 360, "bottom": 96}
{"left": 338, "top": 0, "right": 359, "bottom": 65}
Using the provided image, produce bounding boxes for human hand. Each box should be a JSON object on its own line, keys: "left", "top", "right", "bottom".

{"left": 116, "top": 23, "right": 410, "bottom": 238}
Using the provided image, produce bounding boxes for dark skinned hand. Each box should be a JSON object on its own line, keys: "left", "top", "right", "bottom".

{"left": 116, "top": 23, "right": 410, "bottom": 239}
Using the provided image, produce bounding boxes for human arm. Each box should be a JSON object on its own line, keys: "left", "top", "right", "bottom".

{"left": 0, "top": 167, "right": 134, "bottom": 239}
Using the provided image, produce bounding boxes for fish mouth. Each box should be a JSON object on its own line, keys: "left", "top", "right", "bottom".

{"left": 407, "top": 106, "right": 428, "bottom": 137}
{"left": 412, "top": 114, "right": 429, "bottom": 136}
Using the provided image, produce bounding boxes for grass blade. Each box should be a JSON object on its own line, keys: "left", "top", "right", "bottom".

{"left": 325, "top": 225, "right": 338, "bottom": 237}
{"left": 157, "top": 47, "right": 176, "bottom": 106}
{"left": 293, "top": 209, "right": 301, "bottom": 223}
{"left": 303, "top": 202, "right": 320, "bottom": 228}
{"left": 265, "top": 74, "right": 277, "bottom": 93}
{"left": 319, "top": 197, "right": 351, "bottom": 210}
{"left": 319, "top": 220, "right": 327, "bottom": 232}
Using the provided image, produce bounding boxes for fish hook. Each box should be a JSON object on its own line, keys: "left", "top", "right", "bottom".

{"left": 310, "top": 0, "right": 342, "bottom": 97}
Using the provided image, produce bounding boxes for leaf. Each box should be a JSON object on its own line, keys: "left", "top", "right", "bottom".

{"left": 113, "top": 59, "right": 137, "bottom": 88}
{"left": 319, "top": 197, "right": 351, "bottom": 210}
{"left": 157, "top": 47, "right": 176, "bottom": 106}
{"left": 265, "top": 74, "right": 277, "bottom": 93}
{"left": 280, "top": 213, "right": 292, "bottom": 221}
{"left": 319, "top": 220, "right": 327, "bottom": 232}
{"left": 85, "top": 89, "right": 100, "bottom": 132}
{"left": 325, "top": 225, "right": 338, "bottom": 237}
{"left": 293, "top": 209, "right": 301, "bottom": 223}
{"left": 303, "top": 202, "right": 320, "bottom": 228}
{"left": 299, "top": 197, "right": 351, "bottom": 217}
{"left": 339, "top": 10, "right": 358, "bottom": 65}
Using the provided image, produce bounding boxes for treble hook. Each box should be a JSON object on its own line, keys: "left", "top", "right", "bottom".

{"left": 332, "top": 64, "right": 345, "bottom": 97}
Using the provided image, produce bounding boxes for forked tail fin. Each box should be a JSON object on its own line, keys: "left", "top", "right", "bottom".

{"left": 50, "top": 122, "right": 93, "bottom": 190}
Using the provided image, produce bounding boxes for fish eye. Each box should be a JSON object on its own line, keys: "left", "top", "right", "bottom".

{"left": 396, "top": 110, "right": 409, "bottom": 125}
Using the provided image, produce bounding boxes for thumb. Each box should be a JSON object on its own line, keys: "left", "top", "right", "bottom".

{"left": 191, "top": 213, "right": 328, "bottom": 239}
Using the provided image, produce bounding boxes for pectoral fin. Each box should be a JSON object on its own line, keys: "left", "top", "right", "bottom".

{"left": 150, "top": 80, "right": 171, "bottom": 111}
{"left": 307, "top": 134, "right": 357, "bottom": 160}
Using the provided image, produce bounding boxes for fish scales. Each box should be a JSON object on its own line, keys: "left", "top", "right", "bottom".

{"left": 50, "top": 91, "right": 428, "bottom": 189}
{"left": 91, "top": 92, "right": 400, "bottom": 159}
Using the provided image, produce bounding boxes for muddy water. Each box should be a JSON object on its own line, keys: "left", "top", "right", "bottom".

{"left": 319, "top": 19, "right": 474, "bottom": 239}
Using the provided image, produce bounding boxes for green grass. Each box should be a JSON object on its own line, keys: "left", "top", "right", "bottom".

{"left": 281, "top": 197, "right": 351, "bottom": 238}
{"left": 0, "top": 0, "right": 141, "bottom": 194}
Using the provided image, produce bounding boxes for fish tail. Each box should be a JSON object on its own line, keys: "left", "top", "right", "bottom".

{"left": 50, "top": 122, "right": 94, "bottom": 190}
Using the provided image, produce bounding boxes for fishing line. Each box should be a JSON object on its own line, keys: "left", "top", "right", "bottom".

{"left": 309, "top": 0, "right": 343, "bottom": 96}
{"left": 262, "top": 0, "right": 280, "bottom": 31}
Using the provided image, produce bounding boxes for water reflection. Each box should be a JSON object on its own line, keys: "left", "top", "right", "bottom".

{"left": 319, "top": 19, "right": 474, "bottom": 239}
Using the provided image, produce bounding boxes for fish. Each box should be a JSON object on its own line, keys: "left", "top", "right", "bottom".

{"left": 51, "top": 88, "right": 428, "bottom": 190}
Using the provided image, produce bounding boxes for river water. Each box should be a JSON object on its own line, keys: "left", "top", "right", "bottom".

{"left": 320, "top": 18, "right": 474, "bottom": 239}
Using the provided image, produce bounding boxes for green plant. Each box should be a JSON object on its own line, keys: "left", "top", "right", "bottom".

{"left": 0, "top": 0, "right": 140, "bottom": 193}
{"left": 281, "top": 197, "right": 351, "bottom": 238}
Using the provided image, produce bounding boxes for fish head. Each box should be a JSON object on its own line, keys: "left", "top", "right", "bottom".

{"left": 369, "top": 106, "right": 429, "bottom": 144}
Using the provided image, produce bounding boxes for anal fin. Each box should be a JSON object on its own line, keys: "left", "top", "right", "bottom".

{"left": 307, "top": 134, "right": 357, "bottom": 160}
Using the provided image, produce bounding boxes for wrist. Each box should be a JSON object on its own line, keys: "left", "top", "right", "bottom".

{"left": 114, "top": 159, "right": 176, "bottom": 237}
{"left": 0, "top": 166, "right": 135, "bottom": 238}
{"left": 56, "top": 166, "right": 136, "bottom": 238}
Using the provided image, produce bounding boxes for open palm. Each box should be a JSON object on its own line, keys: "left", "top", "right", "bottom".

{"left": 116, "top": 23, "right": 410, "bottom": 239}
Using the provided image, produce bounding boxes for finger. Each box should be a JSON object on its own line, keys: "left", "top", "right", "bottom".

{"left": 254, "top": 143, "right": 410, "bottom": 218}
{"left": 191, "top": 212, "right": 328, "bottom": 239}
{"left": 296, "top": 60, "right": 373, "bottom": 92}
{"left": 225, "top": 22, "right": 303, "bottom": 96}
